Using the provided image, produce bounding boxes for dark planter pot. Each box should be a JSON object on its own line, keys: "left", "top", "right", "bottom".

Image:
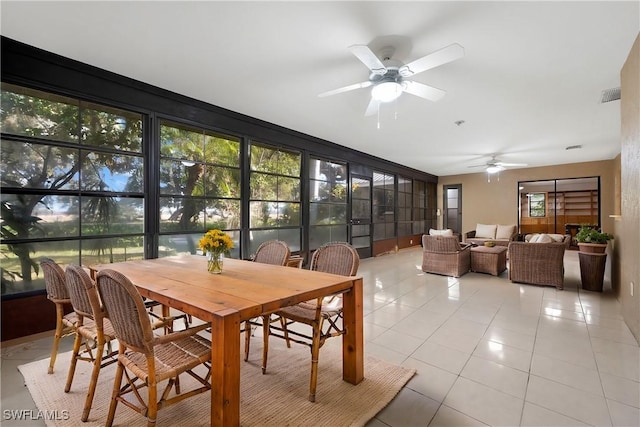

{"left": 579, "top": 252, "right": 607, "bottom": 292}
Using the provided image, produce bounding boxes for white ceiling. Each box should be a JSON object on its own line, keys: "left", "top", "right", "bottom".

{"left": 2, "top": 1, "right": 638, "bottom": 176}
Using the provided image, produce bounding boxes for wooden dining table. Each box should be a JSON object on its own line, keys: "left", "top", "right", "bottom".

{"left": 91, "top": 255, "right": 364, "bottom": 426}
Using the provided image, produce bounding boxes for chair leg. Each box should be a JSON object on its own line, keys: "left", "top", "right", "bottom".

{"left": 308, "top": 325, "right": 322, "bottom": 403}
{"left": 281, "top": 316, "right": 291, "bottom": 348}
{"left": 64, "top": 332, "right": 83, "bottom": 393}
{"left": 81, "top": 342, "right": 104, "bottom": 421}
{"left": 147, "top": 378, "right": 158, "bottom": 427}
{"left": 261, "top": 315, "right": 270, "bottom": 374}
{"left": 244, "top": 320, "right": 251, "bottom": 362}
{"left": 164, "top": 305, "right": 176, "bottom": 333}
{"left": 105, "top": 360, "right": 124, "bottom": 427}
{"left": 175, "top": 374, "right": 181, "bottom": 395}
{"left": 48, "top": 304, "right": 65, "bottom": 374}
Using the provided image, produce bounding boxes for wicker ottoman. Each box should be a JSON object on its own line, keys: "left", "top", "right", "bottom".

{"left": 471, "top": 246, "right": 508, "bottom": 276}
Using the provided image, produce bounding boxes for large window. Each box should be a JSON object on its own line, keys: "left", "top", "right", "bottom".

{"left": 397, "top": 176, "right": 412, "bottom": 237}
{"left": 372, "top": 171, "right": 395, "bottom": 241}
{"left": 158, "top": 121, "right": 241, "bottom": 258}
{"left": 249, "top": 142, "right": 301, "bottom": 255}
{"left": 308, "top": 158, "right": 347, "bottom": 249}
{"left": 1, "top": 83, "right": 144, "bottom": 295}
{"left": 413, "top": 180, "right": 426, "bottom": 234}
{"left": 0, "top": 65, "right": 438, "bottom": 301}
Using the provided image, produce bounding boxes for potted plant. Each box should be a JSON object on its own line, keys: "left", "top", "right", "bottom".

{"left": 575, "top": 226, "right": 612, "bottom": 253}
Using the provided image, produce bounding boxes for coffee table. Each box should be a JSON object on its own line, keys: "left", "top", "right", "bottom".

{"left": 471, "top": 245, "right": 508, "bottom": 276}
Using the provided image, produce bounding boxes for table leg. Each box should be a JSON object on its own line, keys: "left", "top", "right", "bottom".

{"left": 210, "top": 309, "right": 241, "bottom": 427}
{"left": 341, "top": 277, "right": 364, "bottom": 385}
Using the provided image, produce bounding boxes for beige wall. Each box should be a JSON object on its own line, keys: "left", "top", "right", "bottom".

{"left": 437, "top": 160, "right": 616, "bottom": 236}
{"left": 620, "top": 33, "right": 640, "bottom": 344}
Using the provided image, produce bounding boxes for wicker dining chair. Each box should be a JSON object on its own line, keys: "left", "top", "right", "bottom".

{"left": 95, "top": 269, "right": 212, "bottom": 427}
{"left": 64, "top": 264, "right": 119, "bottom": 422}
{"left": 264, "top": 241, "right": 360, "bottom": 402}
{"left": 87, "top": 267, "right": 188, "bottom": 333}
{"left": 244, "top": 240, "right": 291, "bottom": 363}
{"left": 40, "top": 258, "right": 79, "bottom": 375}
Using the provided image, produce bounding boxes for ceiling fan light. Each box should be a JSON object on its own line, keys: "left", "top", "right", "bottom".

{"left": 486, "top": 165, "right": 503, "bottom": 174}
{"left": 371, "top": 82, "right": 402, "bottom": 102}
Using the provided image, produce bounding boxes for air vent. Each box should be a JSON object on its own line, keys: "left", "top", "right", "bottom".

{"left": 600, "top": 87, "right": 621, "bottom": 103}
{"left": 566, "top": 145, "right": 582, "bottom": 150}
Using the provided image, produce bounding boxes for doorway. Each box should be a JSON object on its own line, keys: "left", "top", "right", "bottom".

{"left": 350, "top": 175, "right": 372, "bottom": 259}
{"left": 443, "top": 184, "right": 462, "bottom": 237}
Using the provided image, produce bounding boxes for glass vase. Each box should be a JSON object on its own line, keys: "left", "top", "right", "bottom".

{"left": 207, "top": 252, "right": 224, "bottom": 274}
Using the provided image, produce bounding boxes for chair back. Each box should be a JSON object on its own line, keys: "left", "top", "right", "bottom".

{"left": 309, "top": 242, "right": 359, "bottom": 276}
{"left": 41, "top": 258, "right": 69, "bottom": 301}
{"left": 253, "top": 240, "right": 290, "bottom": 266}
{"left": 65, "top": 265, "right": 103, "bottom": 323}
{"left": 422, "top": 235, "right": 463, "bottom": 253}
{"left": 96, "top": 269, "right": 155, "bottom": 354}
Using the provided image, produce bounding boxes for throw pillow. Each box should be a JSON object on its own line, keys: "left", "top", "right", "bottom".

{"left": 496, "top": 224, "right": 516, "bottom": 240}
{"left": 475, "top": 223, "right": 497, "bottom": 239}
{"left": 429, "top": 228, "right": 454, "bottom": 236}
{"left": 527, "top": 233, "right": 541, "bottom": 243}
{"left": 547, "top": 234, "right": 565, "bottom": 242}
{"left": 531, "top": 233, "right": 553, "bottom": 243}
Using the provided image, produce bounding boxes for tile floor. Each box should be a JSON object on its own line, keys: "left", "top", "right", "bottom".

{"left": 1, "top": 247, "right": 639, "bottom": 426}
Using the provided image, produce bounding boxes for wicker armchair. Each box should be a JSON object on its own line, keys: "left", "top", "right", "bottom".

{"left": 264, "top": 242, "right": 360, "bottom": 402}
{"left": 95, "top": 269, "right": 212, "bottom": 427}
{"left": 421, "top": 235, "right": 471, "bottom": 278}
{"left": 508, "top": 241, "right": 566, "bottom": 290}
{"left": 64, "top": 264, "right": 119, "bottom": 422}
{"left": 40, "top": 258, "right": 79, "bottom": 375}
{"left": 244, "top": 240, "right": 291, "bottom": 363}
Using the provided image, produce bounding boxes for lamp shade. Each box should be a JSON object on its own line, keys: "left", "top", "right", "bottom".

{"left": 486, "top": 165, "right": 504, "bottom": 174}
{"left": 371, "top": 82, "right": 403, "bottom": 102}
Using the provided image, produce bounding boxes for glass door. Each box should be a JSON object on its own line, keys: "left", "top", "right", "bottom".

{"left": 350, "top": 175, "right": 372, "bottom": 259}
{"left": 518, "top": 177, "right": 600, "bottom": 248}
{"left": 443, "top": 184, "right": 462, "bottom": 237}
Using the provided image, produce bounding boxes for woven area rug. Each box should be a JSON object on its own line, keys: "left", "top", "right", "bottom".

{"left": 18, "top": 337, "right": 414, "bottom": 426}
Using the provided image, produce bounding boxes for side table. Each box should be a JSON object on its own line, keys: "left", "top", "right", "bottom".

{"left": 470, "top": 246, "right": 508, "bottom": 276}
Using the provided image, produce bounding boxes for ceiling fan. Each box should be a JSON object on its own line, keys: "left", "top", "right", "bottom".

{"left": 469, "top": 156, "right": 529, "bottom": 174}
{"left": 318, "top": 42, "right": 464, "bottom": 116}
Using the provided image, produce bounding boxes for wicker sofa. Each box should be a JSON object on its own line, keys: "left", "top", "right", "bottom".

{"left": 421, "top": 235, "right": 471, "bottom": 278}
{"left": 465, "top": 224, "right": 518, "bottom": 246}
{"left": 508, "top": 241, "right": 566, "bottom": 290}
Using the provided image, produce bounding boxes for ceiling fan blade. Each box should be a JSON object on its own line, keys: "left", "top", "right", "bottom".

{"left": 496, "top": 162, "right": 528, "bottom": 167}
{"left": 318, "top": 81, "right": 372, "bottom": 98}
{"left": 402, "top": 81, "right": 446, "bottom": 102}
{"left": 364, "top": 97, "right": 381, "bottom": 116}
{"left": 399, "top": 43, "right": 464, "bottom": 77}
{"left": 348, "top": 44, "right": 387, "bottom": 75}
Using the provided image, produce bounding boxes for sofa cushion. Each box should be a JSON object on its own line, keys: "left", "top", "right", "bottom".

{"left": 496, "top": 224, "right": 516, "bottom": 240}
{"left": 475, "top": 224, "right": 497, "bottom": 239}
{"left": 429, "top": 228, "right": 454, "bottom": 236}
